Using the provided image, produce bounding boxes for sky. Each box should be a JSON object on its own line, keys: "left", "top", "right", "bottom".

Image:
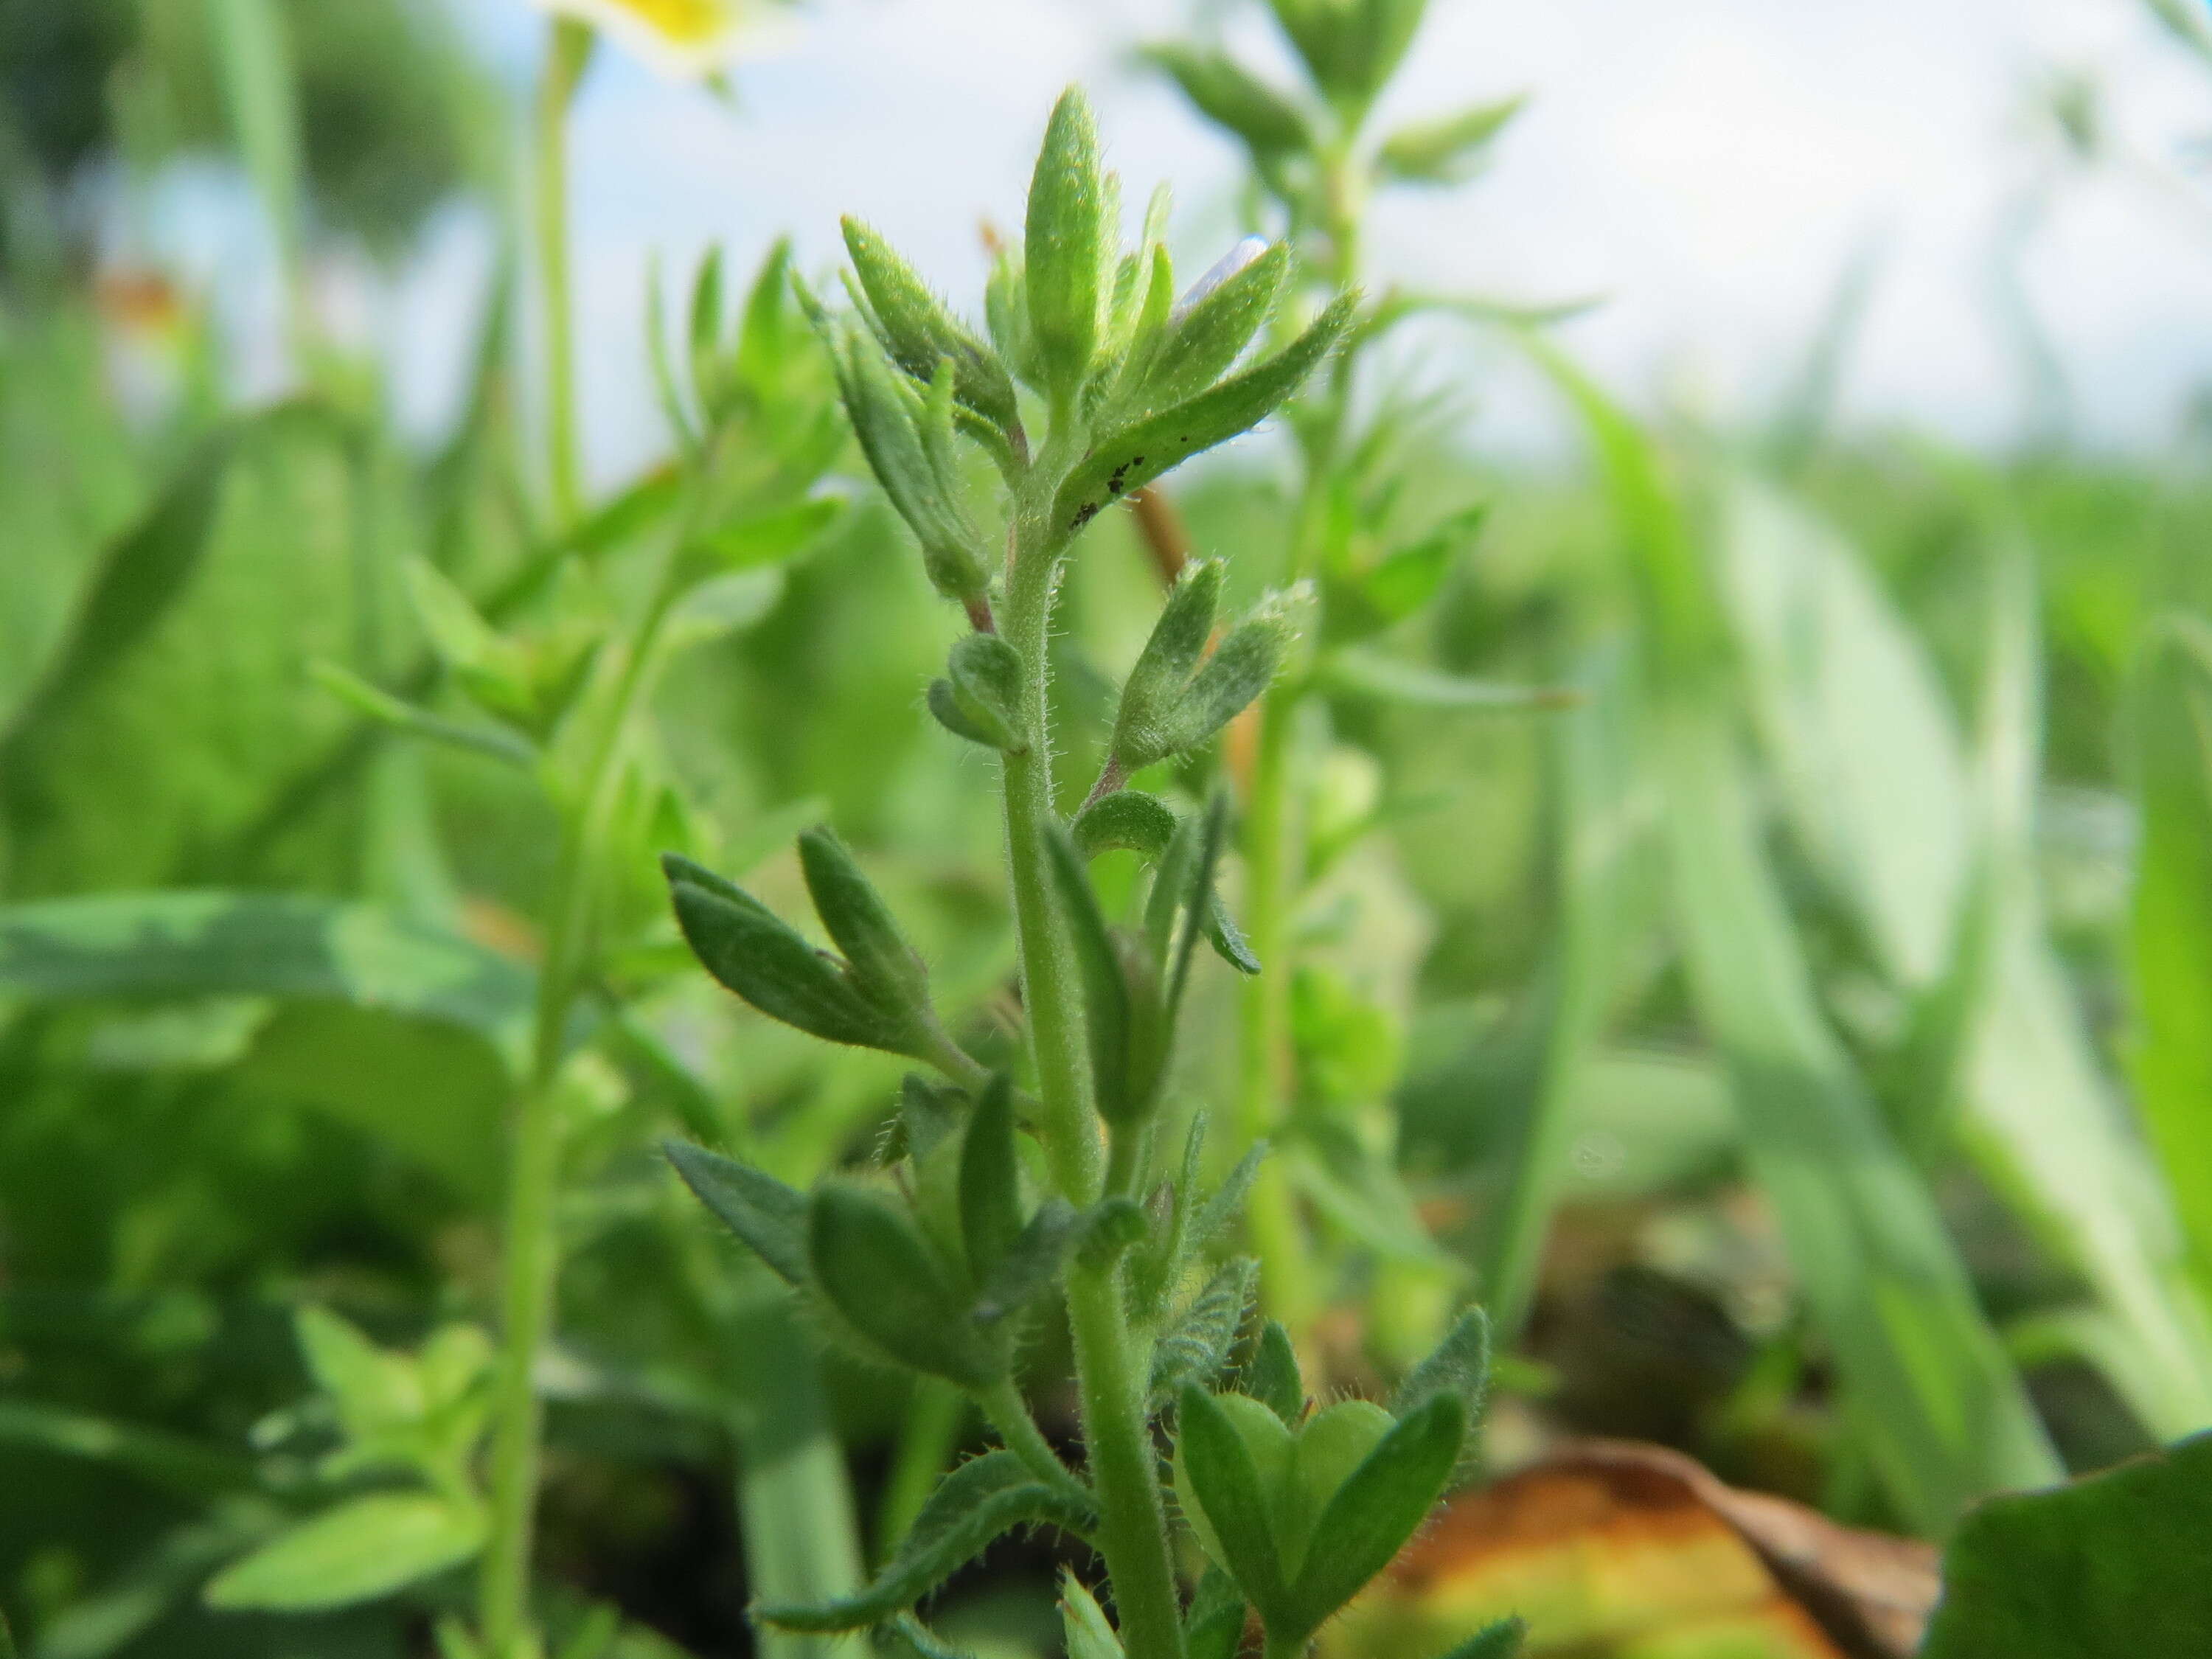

{"left": 370, "top": 0, "right": 2212, "bottom": 481}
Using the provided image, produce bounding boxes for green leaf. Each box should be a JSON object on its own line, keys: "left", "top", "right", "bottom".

{"left": 296, "top": 1307, "right": 418, "bottom": 1438}
{"left": 1114, "top": 561, "right": 1224, "bottom": 760}
{"left": 0, "top": 1399, "right": 257, "bottom": 1502}
{"left": 1430, "top": 1621, "right": 1526, "bottom": 1659}
{"left": 206, "top": 0, "right": 305, "bottom": 276}
{"left": 959, "top": 1074, "right": 1025, "bottom": 1285}
{"left": 842, "top": 218, "right": 1021, "bottom": 437}
{"left": 1390, "top": 1308, "right": 1492, "bottom": 1480}
{"left": 809, "top": 1180, "right": 1002, "bottom": 1387}
{"left": 1376, "top": 95, "right": 1526, "bottom": 184}
{"left": 687, "top": 498, "right": 842, "bottom": 574}
{"left": 1025, "top": 87, "right": 1109, "bottom": 401}
{"left": 1318, "top": 651, "right": 1571, "bottom": 712}
{"left": 1054, "top": 296, "right": 1356, "bottom": 540}
{"left": 759, "top": 1450, "right": 1092, "bottom": 1631}
{"left": 1283, "top": 1394, "right": 1464, "bottom": 1641}
{"left": 1149, "top": 1256, "right": 1259, "bottom": 1408}
{"left": 1141, "top": 46, "right": 1313, "bottom": 156}
{"left": 1044, "top": 827, "right": 1160, "bottom": 1126}
{"left": 974, "top": 1198, "right": 1082, "bottom": 1322}
{"left": 1241, "top": 1319, "right": 1305, "bottom": 1427}
{"left": 662, "top": 852, "right": 911, "bottom": 1054}
{"left": 665, "top": 1141, "right": 810, "bottom": 1286}
{"left": 797, "top": 825, "right": 933, "bottom": 1020}
{"left": 826, "top": 324, "right": 988, "bottom": 605}
{"left": 310, "top": 661, "right": 537, "bottom": 768}
{"left": 203, "top": 1492, "right": 486, "bottom": 1612}
{"left": 1183, "top": 1567, "right": 1248, "bottom": 1659}
{"left": 0, "top": 414, "right": 257, "bottom": 778}
{"left": 930, "top": 633, "right": 1024, "bottom": 752}
{"left": 1147, "top": 240, "right": 1292, "bottom": 408}
{"left": 1268, "top": 0, "right": 1430, "bottom": 109}
{"left": 1919, "top": 1433, "right": 2212, "bottom": 1655}
{"left": 1175, "top": 1387, "right": 1290, "bottom": 1615}
{"left": 1072, "top": 790, "right": 1178, "bottom": 860}
{"left": 1060, "top": 1572, "right": 1124, "bottom": 1659}
{"left": 1114, "top": 587, "right": 1308, "bottom": 772}
{"left": 0, "top": 889, "right": 534, "bottom": 1060}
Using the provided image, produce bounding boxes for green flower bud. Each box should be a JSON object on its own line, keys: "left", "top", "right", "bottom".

{"left": 1025, "top": 88, "right": 1109, "bottom": 403}
{"left": 928, "top": 633, "right": 1024, "bottom": 751}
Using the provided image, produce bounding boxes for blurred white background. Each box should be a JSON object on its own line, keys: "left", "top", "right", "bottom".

{"left": 230, "top": 0, "right": 2212, "bottom": 476}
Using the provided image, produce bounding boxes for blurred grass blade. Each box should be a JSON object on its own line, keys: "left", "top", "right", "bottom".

{"left": 1715, "top": 476, "right": 2212, "bottom": 1435}
{"left": 2130, "top": 613, "right": 2212, "bottom": 1310}
{"left": 1478, "top": 644, "right": 1636, "bottom": 1344}
{"left": 1533, "top": 340, "right": 2062, "bottom": 1531}
{"left": 0, "top": 890, "right": 535, "bottom": 1063}
{"left": 0, "top": 1400, "right": 257, "bottom": 1502}
{"left": 205, "top": 0, "right": 307, "bottom": 310}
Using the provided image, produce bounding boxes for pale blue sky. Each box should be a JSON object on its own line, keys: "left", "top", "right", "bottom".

{"left": 381, "top": 0, "right": 2212, "bottom": 477}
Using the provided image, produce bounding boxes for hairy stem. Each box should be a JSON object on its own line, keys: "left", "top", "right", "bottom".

{"left": 1066, "top": 1262, "right": 1186, "bottom": 1659}
{"left": 998, "top": 543, "right": 1103, "bottom": 1203}
{"left": 977, "top": 1377, "right": 1089, "bottom": 1507}
{"left": 999, "top": 504, "right": 1182, "bottom": 1658}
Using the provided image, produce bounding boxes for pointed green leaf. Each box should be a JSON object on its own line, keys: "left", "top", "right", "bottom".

{"left": 1431, "top": 1620, "right": 1527, "bottom": 1659}
{"left": 809, "top": 1180, "right": 1001, "bottom": 1386}
{"left": 663, "top": 853, "right": 903, "bottom": 1051}
{"left": 1240, "top": 1319, "right": 1304, "bottom": 1426}
{"left": 759, "top": 1450, "right": 1093, "bottom": 1632}
{"left": 1141, "top": 46, "right": 1313, "bottom": 156}
{"left": 798, "top": 825, "right": 932, "bottom": 1019}
{"left": 1149, "top": 241, "right": 1292, "bottom": 408}
{"left": 665, "top": 1141, "right": 810, "bottom": 1286}
{"left": 1054, "top": 296, "right": 1354, "bottom": 539}
{"left": 974, "top": 1198, "right": 1082, "bottom": 1323}
{"left": 1284, "top": 1394, "right": 1465, "bottom": 1641}
{"left": 1060, "top": 1572, "right": 1124, "bottom": 1659}
{"left": 843, "top": 217, "right": 1021, "bottom": 436}
{"left": 204, "top": 1493, "right": 486, "bottom": 1612}
{"left": 1114, "top": 561, "right": 1223, "bottom": 763}
{"left": 960, "top": 1074, "right": 1025, "bottom": 1285}
{"left": 1391, "top": 1307, "right": 1492, "bottom": 1480}
{"left": 1150, "top": 1256, "right": 1259, "bottom": 1408}
{"left": 1044, "top": 827, "right": 1140, "bottom": 1124}
{"left": 1377, "top": 96, "right": 1527, "bottom": 185}
{"left": 1147, "top": 594, "right": 1306, "bottom": 764}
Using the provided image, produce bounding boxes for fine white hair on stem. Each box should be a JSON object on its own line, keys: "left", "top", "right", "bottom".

{"left": 1170, "top": 236, "right": 1271, "bottom": 324}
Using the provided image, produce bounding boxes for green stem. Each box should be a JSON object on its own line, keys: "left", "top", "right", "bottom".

{"left": 535, "top": 20, "right": 592, "bottom": 525}
{"left": 875, "top": 1380, "right": 967, "bottom": 1561}
{"left": 478, "top": 568, "right": 684, "bottom": 1657}
{"left": 1232, "top": 147, "right": 1367, "bottom": 1346}
{"left": 1234, "top": 686, "right": 1312, "bottom": 1335}
{"left": 1065, "top": 1263, "right": 1186, "bottom": 1659}
{"left": 977, "top": 1377, "right": 1089, "bottom": 1508}
{"left": 998, "top": 513, "right": 1181, "bottom": 1659}
{"left": 998, "top": 545, "right": 1103, "bottom": 1203}
{"left": 728, "top": 1277, "right": 866, "bottom": 1659}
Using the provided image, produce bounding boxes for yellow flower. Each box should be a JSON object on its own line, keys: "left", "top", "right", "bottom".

{"left": 529, "top": 0, "right": 792, "bottom": 81}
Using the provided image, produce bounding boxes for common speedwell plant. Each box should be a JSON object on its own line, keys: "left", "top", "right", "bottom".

{"left": 661, "top": 90, "right": 1517, "bottom": 1659}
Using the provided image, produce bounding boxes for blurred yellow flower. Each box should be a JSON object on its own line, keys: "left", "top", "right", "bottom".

{"left": 530, "top": 0, "right": 790, "bottom": 80}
